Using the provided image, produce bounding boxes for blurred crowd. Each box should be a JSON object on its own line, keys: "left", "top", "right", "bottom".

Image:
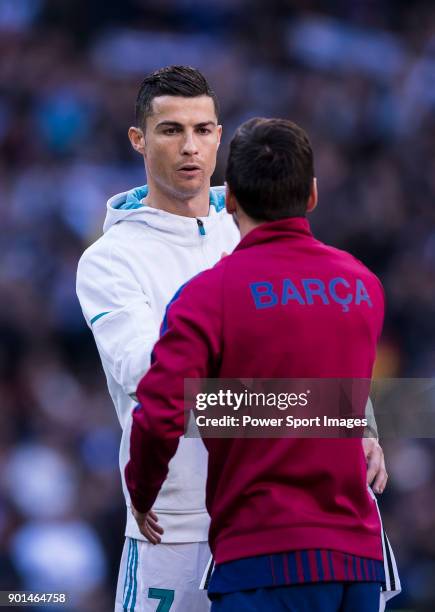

{"left": 1, "top": 1, "right": 434, "bottom": 610}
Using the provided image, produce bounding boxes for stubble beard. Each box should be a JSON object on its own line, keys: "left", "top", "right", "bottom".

{"left": 158, "top": 173, "right": 208, "bottom": 203}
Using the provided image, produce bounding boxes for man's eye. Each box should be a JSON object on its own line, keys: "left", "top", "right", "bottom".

{"left": 163, "top": 128, "right": 179, "bottom": 135}
{"left": 198, "top": 127, "right": 211, "bottom": 134}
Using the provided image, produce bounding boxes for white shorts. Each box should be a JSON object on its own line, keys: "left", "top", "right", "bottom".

{"left": 115, "top": 538, "right": 211, "bottom": 611}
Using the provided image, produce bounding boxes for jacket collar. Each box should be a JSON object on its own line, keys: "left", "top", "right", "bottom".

{"left": 235, "top": 217, "right": 313, "bottom": 251}
{"left": 103, "top": 185, "right": 228, "bottom": 245}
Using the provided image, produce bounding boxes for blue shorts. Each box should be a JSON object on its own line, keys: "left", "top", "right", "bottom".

{"left": 210, "top": 582, "right": 382, "bottom": 612}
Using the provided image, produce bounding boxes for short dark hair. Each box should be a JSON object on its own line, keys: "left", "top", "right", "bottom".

{"left": 225, "top": 117, "right": 314, "bottom": 220}
{"left": 135, "top": 65, "right": 219, "bottom": 128}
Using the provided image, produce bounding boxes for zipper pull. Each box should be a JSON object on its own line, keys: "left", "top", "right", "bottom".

{"left": 196, "top": 218, "right": 206, "bottom": 236}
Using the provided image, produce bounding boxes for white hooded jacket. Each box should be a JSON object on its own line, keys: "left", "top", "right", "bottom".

{"left": 76, "top": 185, "right": 239, "bottom": 542}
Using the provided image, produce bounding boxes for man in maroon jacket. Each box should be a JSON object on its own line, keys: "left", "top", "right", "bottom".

{"left": 126, "top": 118, "right": 389, "bottom": 611}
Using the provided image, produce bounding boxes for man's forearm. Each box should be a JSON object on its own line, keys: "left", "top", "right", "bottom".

{"left": 364, "top": 397, "right": 378, "bottom": 439}
{"left": 125, "top": 410, "right": 179, "bottom": 512}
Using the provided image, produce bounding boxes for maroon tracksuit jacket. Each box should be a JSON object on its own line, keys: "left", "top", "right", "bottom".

{"left": 126, "top": 217, "right": 385, "bottom": 564}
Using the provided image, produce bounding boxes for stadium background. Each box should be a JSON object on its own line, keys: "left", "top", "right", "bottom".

{"left": 1, "top": 1, "right": 434, "bottom": 610}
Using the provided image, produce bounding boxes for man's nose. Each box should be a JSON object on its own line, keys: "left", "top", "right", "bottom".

{"left": 181, "top": 132, "right": 199, "bottom": 156}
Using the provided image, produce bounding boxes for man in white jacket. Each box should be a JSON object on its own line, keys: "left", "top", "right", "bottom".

{"left": 76, "top": 65, "right": 393, "bottom": 611}
{"left": 76, "top": 66, "right": 239, "bottom": 611}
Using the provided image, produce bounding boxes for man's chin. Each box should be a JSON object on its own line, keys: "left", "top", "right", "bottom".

{"left": 172, "top": 180, "right": 207, "bottom": 201}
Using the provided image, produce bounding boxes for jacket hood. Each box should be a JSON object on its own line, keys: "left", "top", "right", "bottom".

{"left": 103, "top": 185, "right": 227, "bottom": 241}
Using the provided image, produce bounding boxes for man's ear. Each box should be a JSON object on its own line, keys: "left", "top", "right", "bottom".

{"left": 306, "top": 177, "right": 318, "bottom": 213}
{"left": 225, "top": 184, "right": 237, "bottom": 214}
{"left": 216, "top": 124, "right": 222, "bottom": 148}
{"left": 128, "top": 126, "right": 145, "bottom": 155}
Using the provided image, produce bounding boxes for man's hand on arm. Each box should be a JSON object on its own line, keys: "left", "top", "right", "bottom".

{"left": 362, "top": 437, "right": 388, "bottom": 494}
{"left": 131, "top": 506, "right": 164, "bottom": 545}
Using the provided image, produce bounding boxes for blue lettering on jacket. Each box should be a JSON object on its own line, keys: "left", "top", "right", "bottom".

{"left": 355, "top": 279, "right": 373, "bottom": 307}
{"left": 329, "top": 277, "right": 352, "bottom": 313}
{"left": 302, "top": 279, "right": 330, "bottom": 305}
{"left": 250, "top": 278, "right": 373, "bottom": 312}
{"left": 281, "top": 279, "right": 305, "bottom": 305}
{"left": 250, "top": 282, "right": 279, "bottom": 309}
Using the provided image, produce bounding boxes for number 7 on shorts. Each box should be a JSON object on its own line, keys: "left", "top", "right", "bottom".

{"left": 148, "top": 588, "right": 174, "bottom": 611}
